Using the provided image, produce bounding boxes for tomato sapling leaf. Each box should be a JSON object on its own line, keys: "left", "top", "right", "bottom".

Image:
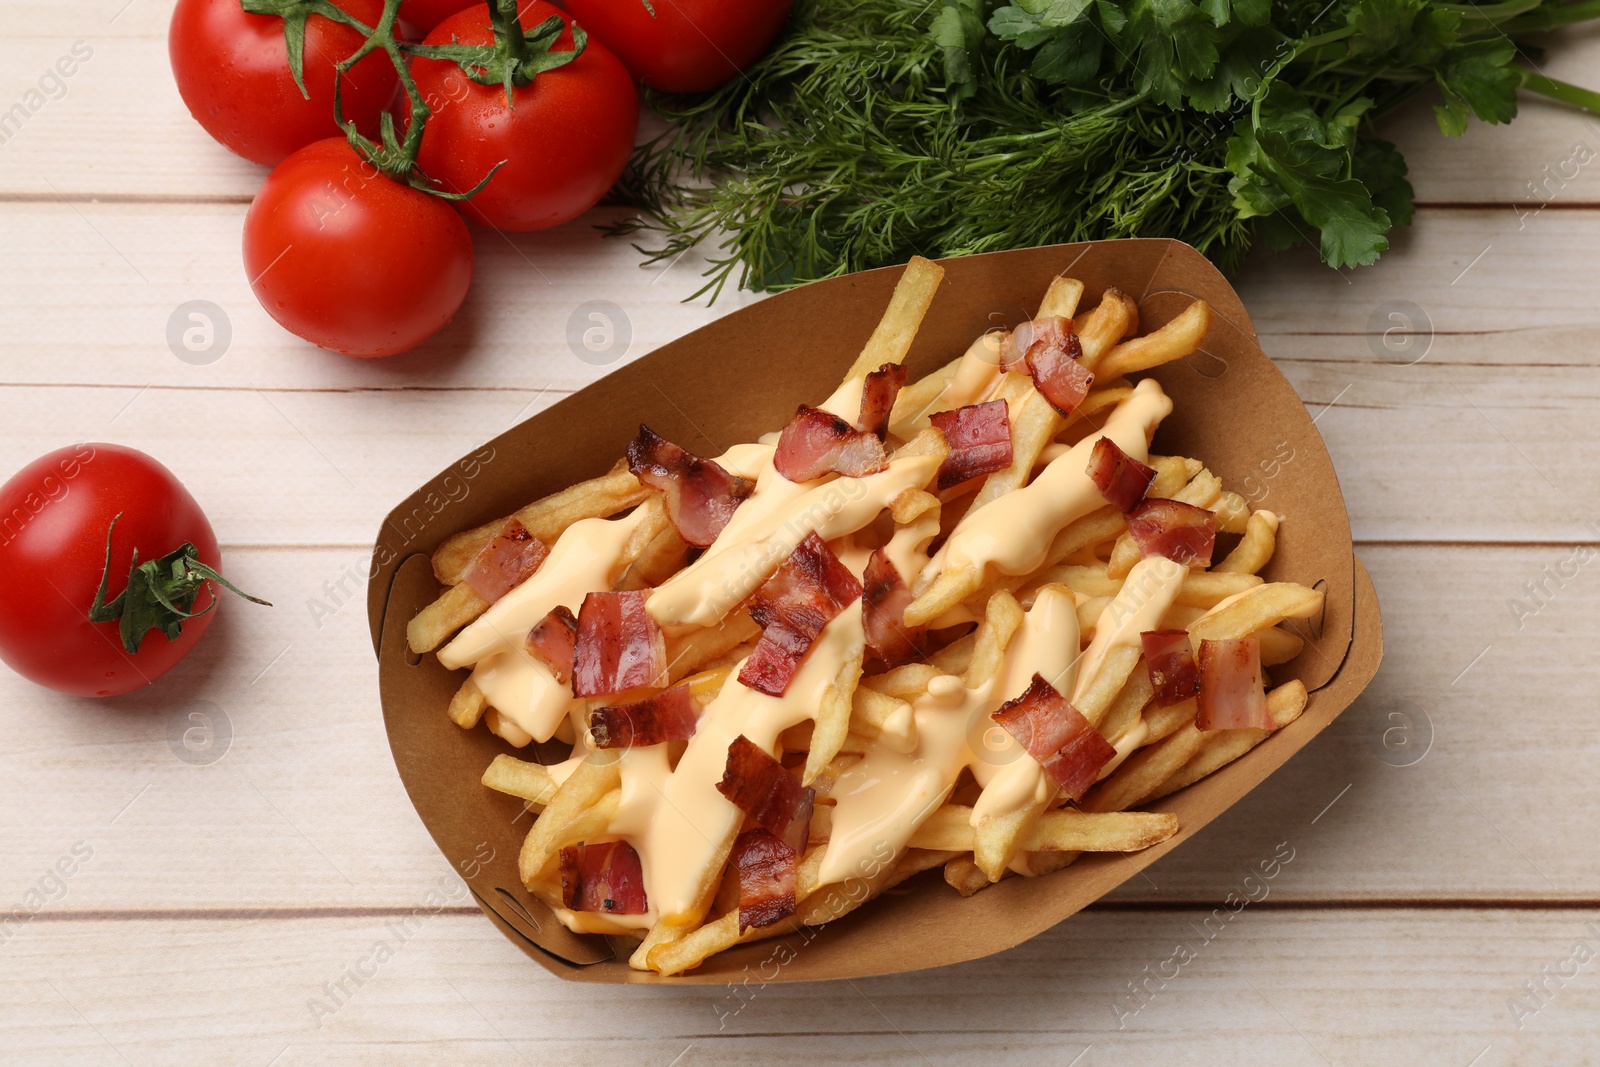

{"left": 88, "top": 514, "right": 272, "bottom": 655}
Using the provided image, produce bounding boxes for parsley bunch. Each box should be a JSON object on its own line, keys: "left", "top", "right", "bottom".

{"left": 616, "top": 0, "right": 1600, "bottom": 297}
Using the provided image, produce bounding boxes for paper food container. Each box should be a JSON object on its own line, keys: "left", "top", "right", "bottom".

{"left": 366, "top": 239, "right": 1383, "bottom": 984}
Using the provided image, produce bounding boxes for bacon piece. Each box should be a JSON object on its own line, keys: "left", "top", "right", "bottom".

{"left": 1087, "top": 437, "right": 1156, "bottom": 513}
{"left": 929, "top": 399, "right": 1013, "bottom": 490}
{"left": 571, "top": 590, "right": 666, "bottom": 697}
{"left": 731, "top": 829, "right": 797, "bottom": 932}
{"left": 558, "top": 840, "right": 649, "bottom": 915}
{"left": 862, "top": 548, "right": 925, "bottom": 668}
{"left": 1127, "top": 498, "right": 1216, "bottom": 566}
{"left": 524, "top": 605, "right": 578, "bottom": 684}
{"left": 461, "top": 519, "right": 549, "bottom": 603}
{"left": 1000, "top": 316, "right": 1073, "bottom": 370}
{"left": 716, "top": 734, "right": 814, "bottom": 855}
{"left": 1025, "top": 325, "right": 1093, "bottom": 417}
{"left": 773, "top": 406, "right": 888, "bottom": 483}
{"left": 589, "top": 682, "right": 698, "bottom": 749}
{"left": 1195, "top": 637, "right": 1271, "bottom": 731}
{"left": 858, "top": 362, "right": 907, "bottom": 440}
{"left": 737, "top": 532, "right": 863, "bottom": 696}
{"left": 626, "top": 425, "right": 754, "bottom": 548}
{"left": 1141, "top": 629, "right": 1199, "bottom": 707}
{"left": 991, "top": 674, "right": 1116, "bottom": 801}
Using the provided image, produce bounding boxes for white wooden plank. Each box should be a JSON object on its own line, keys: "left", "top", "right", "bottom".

{"left": 0, "top": 199, "right": 1594, "bottom": 391}
{"left": 0, "top": 543, "right": 1592, "bottom": 910}
{"left": 0, "top": 907, "right": 1593, "bottom": 1064}
{"left": 0, "top": 203, "right": 755, "bottom": 393}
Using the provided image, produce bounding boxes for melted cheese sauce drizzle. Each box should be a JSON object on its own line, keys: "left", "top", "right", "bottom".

{"left": 929, "top": 378, "right": 1172, "bottom": 579}
{"left": 819, "top": 586, "right": 1079, "bottom": 885}
{"left": 647, "top": 448, "right": 944, "bottom": 630}
{"left": 438, "top": 511, "right": 650, "bottom": 744}
{"left": 589, "top": 601, "right": 867, "bottom": 930}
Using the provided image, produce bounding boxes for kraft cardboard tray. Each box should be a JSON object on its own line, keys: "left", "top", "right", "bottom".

{"left": 367, "top": 238, "right": 1384, "bottom": 984}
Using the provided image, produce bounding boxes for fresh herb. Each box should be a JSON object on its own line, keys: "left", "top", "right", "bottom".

{"left": 615, "top": 0, "right": 1600, "bottom": 298}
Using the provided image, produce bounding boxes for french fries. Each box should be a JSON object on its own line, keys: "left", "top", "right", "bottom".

{"left": 418, "top": 263, "right": 1327, "bottom": 974}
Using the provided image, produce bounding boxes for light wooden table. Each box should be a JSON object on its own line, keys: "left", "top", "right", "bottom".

{"left": 4, "top": 3, "right": 1599, "bottom": 1064}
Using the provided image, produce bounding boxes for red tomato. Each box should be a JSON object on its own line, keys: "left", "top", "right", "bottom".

{"left": 411, "top": 3, "right": 638, "bottom": 231}
{"left": 169, "top": 0, "right": 399, "bottom": 167}
{"left": 0, "top": 445, "right": 230, "bottom": 698}
{"left": 560, "top": 0, "right": 792, "bottom": 94}
{"left": 243, "top": 137, "right": 475, "bottom": 358}
{"left": 400, "top": 0, "right": 479, "bottom": 33}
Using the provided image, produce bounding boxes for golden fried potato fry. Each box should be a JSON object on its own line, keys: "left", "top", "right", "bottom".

{"left": 851, "top": 685, "right": 913, "bottom": 737}
{"left": 433, "top": 461, "right": 647, "bottom": 585}
{"left": 1096, "top": 299, "right": 1212, "bottom": 380}
{"left": 804, "top": 644, "right": 866, "bottom": 785}
{"left": 888, "top": 356, "right": 963, "bottom": 438}
{"left": 1148, "top": 681, "right": 1308, "bottom": 801}
{"left": 943, "top": 854, "right": 992, "bottom": 897}
{"left": 928, "top": 631, "right": 976, "bottom": 674}
{"left": 1038, "top": 274, "right": 1086, "bottom": 319}
{"left": 1143, "top": 697, "right": 1197, "bottom": 744}
{"left": 1075, "top": 289, "right": 1136, "bottom": 369}
{"left": 974, "top": 796, "right": 1048, "bottom": 882}
{"left": 1098, "top": 668, "right": 1153, "bottom": 747}
{"left": 447, "top": 677, "right": 487, "bottom": 729}
{"left": 1174, "top": 572, "right": 1264, "bottom": 607}
{"left": 481, "top": 754, "right": 557, "bottom": 808}
{"left": 1259, "top": 626, "right": 1304, "bottom": 665}
{"left": 407, "top": 582, "right": 489, "bottom": 655}
{"left": 1214, "top": 491, "right": 1251, "bottom": 535}
{"left": 1076, "top": 644, "right": 1144, "bottom": 726}
{"left": 517, "top": 756, "right": 622, "bottom": 891}
{"left": 972, "top": 386, "right": 1059, "bottom": 506}
{"left": 1187, "top": 582, "right": 1324, "bottom": 642}
{"left": 1216, "top": 510, "right": 1279, "bottom": 575}
{"left": 1082, "top": 724, "right": 1205, "bottom": 814}
{"left": 966, "top": 590, "right": 1024, "bottom": 688}
{"left": 911, "top": 805, "right": 1178, "bottom": 852}
{"left": 861, "top": 662, "right": 942, "bottom": 702}
{"left": 665, "top": 612, "right": 761, "bottom": 682}
{"left": 847, "top": 255, "right": 946, "bottom": 380}
{"left": 904, "top": 564, "right": 984, "bottom": 628}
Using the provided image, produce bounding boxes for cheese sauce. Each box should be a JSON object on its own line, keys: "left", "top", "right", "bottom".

{"left": 928, "top": 377, "right": 1172, "bottom": 580}
{"left": 819, "top": 585, "right": 1079, "bottom": 885}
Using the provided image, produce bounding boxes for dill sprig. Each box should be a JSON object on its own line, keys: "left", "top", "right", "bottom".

{"left": 612, "top": 0, "right": 1600, "bottom": 298}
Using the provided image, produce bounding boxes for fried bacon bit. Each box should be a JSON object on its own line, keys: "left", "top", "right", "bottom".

{"left": 589, "top": 682, "right": 698, "bottom": 749}
{"left": 732, "top": 828, "right": 797, "bottom": 933}
{"left": 1087, "top": 437, "right": 1156, "bottom": 513}
{"left": 716, "top": 734, "right": 814, "bottom": 855}
{"left": 626, "top": 425, "right": 754, "bottom": 548}
{"left": 991, "top": 674, "right": 1116, "bottom": 801}
{"left": 773, "top": 406, "right": 888, "bottom": 483}
{"left": 1000, "top": 316, "right": 1073, "bottom": 370}
{"left": 1141, "top": 629, "right": 1199, "bottom": 707}
{"left": 862, "top": 548, "right": 925, "bottom": 668}
{"left": 462, "top": 519, "right": 549, "bottom": 603}
{"left": 1025, "top": 324, "right": 1093, "bottom": 417}
{"left": 928, "top": 399, "right": 1013, "bottom": 490}
{"left": 857, "top": 362, "right": 907, "bottom": 440}
{"left": 525, "top": 605, "right": 578, "bottom": 684}
{"left": 558, "top": 840, "right": 649, "bottom": 915}
{"left": 1195, "top": 637, "right": 1271, "bottom": 731}
{"left": 1127, "top": 498, "right": 1216, "bottom": 566}
{"left": 571, "top": 590, "right": 666, "bottom": 697}
{"left": 737, "top": 532, "right": 863, "bottom": 696}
